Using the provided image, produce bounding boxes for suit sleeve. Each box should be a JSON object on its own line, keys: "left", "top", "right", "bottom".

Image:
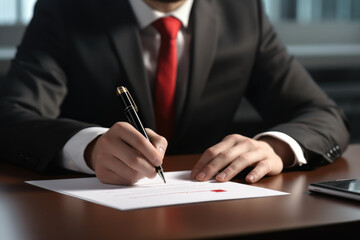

{"left": 0, "top": 0, "right": 96, "bottom": 171}
{"left": 245, "top": 0, "right": 350, "bottom": 167}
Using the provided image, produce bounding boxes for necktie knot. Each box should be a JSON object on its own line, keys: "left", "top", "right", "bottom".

{"left": 152, "top": 17, "right": 182, "bottom": 40}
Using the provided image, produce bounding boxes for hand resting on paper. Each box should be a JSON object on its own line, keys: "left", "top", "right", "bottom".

{"left": 190, "top": 134, "right": 295, "bottom": 183}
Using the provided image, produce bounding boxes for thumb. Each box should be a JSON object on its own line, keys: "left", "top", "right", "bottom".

{"left": 145, "top": 128, "right": 168, "bottom": 159}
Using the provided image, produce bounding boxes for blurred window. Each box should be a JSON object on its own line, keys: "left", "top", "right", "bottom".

{"left": 263, "top": 0, "right": 360, "bottom": 69}
{"left": 0, "top": 0, "right": 359, "bottom": 67}
{"left": 263, "top": 0, "right": 360, "bottom": 23}
{"left": 0, "top": 0, "right": 36, "bottom": 25}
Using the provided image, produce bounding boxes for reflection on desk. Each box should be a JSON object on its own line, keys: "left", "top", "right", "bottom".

{"left": 1, "top": 144, "right": 360, "bottom": 240}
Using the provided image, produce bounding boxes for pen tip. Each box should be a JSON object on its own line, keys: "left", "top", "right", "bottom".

{"left": 158, "top": 171, "right": 166, "bottom": 184}
{"left": 156, "top": 166, "right": 166, "bottom": 183}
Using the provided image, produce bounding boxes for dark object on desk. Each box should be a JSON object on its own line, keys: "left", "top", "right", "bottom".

{"left": 309, "top": 179, "right": 360, "bottom": 201}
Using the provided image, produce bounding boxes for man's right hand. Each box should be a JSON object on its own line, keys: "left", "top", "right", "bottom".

{"left": 84, "top": 122, "right": 167, "bottom": 185}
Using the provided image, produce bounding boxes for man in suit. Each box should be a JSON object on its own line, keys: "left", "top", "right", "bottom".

{"left": 0, "top": 0, "right": 349, "bottom": 185}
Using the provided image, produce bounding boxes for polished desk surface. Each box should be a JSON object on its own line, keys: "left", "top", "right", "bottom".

{"left": 1, "top": 145, "right": 360, "bottom": 240}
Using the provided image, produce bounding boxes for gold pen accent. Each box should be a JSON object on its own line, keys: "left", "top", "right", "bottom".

{"left": 116, "top": 86, "right": 138, "bottom": 112}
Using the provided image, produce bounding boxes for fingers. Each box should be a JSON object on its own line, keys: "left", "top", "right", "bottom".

{"left": 245, "top": 161, "right": 272, "bottom": 183}
{"left": 191, "top": 135, "right": 247, "bottom": 181}
{"left": 112, "top": 138, "right": 158, "bottom": 177}
{"left": 91, "top": 134, "right": 157, "bottom": 185}
{"left": 146, "top": 128, "right": 168, "bottom": 162}
{"left": 95, "top": 157, "right": 146, "bottom": 185}
{"left": 191, "top": 134, "right": 284, "bottom": 183}
{"left": 86, "top": 122, "right": 167, "bottom": 185}
{"left": 216, "top": 149, "right": 265, "bottom": 182}
{"left": 113, "top": 123, "right": 162, "bottom": 167}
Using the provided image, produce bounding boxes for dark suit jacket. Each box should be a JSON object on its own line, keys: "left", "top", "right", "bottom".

{"left": 0, "top": 0, "right": 350, "bottom": 172}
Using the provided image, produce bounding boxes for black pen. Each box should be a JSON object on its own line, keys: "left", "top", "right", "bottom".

{"left": 116, "top": 86, "right": 166, "bottom": 183}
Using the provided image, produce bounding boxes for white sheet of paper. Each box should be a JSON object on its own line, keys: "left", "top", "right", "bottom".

{"left": 26, "top": 170, "right": 288, "bottom": 210}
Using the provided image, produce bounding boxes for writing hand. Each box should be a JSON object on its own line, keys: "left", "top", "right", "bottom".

{"left": 190, "top": 134, "right": 294, "bottom": 183}
{"left": 84, "top": 122, "right": 167, "bottom": 185}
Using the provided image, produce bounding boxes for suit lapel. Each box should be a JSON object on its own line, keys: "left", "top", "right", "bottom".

{"left": 102, "top": 0, "right": 219, "bottom": 138}
{"left": 174, "top": 1, "right": 220, "bottom": 139}
{"left": 103, "top": 0, "right": 155, "bottom": 128}
{"left": 189, "top": 1, "right": 219, "bottom": 106}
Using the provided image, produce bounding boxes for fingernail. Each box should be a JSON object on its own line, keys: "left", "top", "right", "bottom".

{"left": 153, "top": 157, "right": 162, "bottom": 166}
{"left": 191, "top": 169, "right": 199, "bottom": 179}
{"left": 216, "top": 172, "right": 226, "bottom": 181}
{"left": 158, "top": 146, "right": 164, "bottom": 154}
{"left": 247, "top": 174, "right": 255, "bottom": 183}
{"left": 196, "top": 172, "right": 206, "bottom": 181}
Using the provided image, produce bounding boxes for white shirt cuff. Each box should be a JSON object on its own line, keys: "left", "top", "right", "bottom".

{"left": 254, "top": 131, "right": 307, "bottom": 167}
{"left": 59, "top": 127, "right": 109, "bottom": 174}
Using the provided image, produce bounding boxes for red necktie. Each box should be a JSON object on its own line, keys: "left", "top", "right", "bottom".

{"left": 152, "top": 17, "right": 182, "bottom": 140}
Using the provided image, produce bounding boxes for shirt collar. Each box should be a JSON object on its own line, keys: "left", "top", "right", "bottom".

{"left": 129, "top": 0, "right": 194, "bottom": 29}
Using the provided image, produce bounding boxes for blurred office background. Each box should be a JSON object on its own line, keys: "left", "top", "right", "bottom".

{"left": 0, "top": 0, "right": 359, "bottom": 142}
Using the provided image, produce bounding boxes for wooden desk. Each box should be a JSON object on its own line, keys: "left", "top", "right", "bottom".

{"left": 1, "top": 145, "right": 360, "bottom": 240}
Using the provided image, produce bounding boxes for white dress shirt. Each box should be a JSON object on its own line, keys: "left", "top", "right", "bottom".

{"left": 59, "top": 0, "right": 306, "bottom": 174}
